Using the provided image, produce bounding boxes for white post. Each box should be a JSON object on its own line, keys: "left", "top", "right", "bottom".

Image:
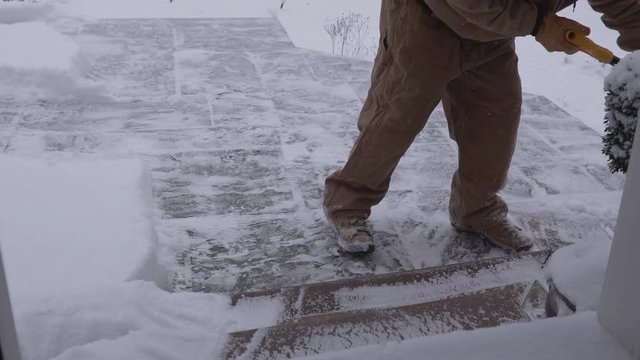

{"left": 598, "top": 127, "right": 640, "bottom": 359}
{"left": 0, "top": 248, "right": 22, "bottom": 360}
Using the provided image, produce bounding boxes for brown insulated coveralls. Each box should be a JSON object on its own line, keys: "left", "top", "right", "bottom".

{"left": 323, "top": 0, "right": 640, "bottom": 229}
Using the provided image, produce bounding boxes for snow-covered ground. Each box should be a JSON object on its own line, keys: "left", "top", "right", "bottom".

{"left": 0, "top": 155, "right": 283, "bottom": 360}
{"left": 0, "top": 1, "right": 633, "bottom": 359}
{"left": 0, "top": 156, "right": 156, "bottom": 299}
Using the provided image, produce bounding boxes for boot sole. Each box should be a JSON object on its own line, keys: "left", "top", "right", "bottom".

{"left": 337, "top": 237, "right": 376, "bottom": 255}
{"left": 336, "top": 243, "right": 376, "bottom": 256}
{"left": 451, "top": 222, "right": 532, "bottom": 253}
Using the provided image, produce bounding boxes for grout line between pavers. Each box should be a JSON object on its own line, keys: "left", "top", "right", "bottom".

{"left": 245, "top": 51, "right": 307, "bottom": 210}
{"left": 171, "top": 28, "right": 183, "bottom": 97}
{"left": 206, "top": 96, "right": 215, "bottom": 127}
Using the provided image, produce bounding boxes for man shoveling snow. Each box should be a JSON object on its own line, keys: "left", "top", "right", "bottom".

{"left": 323, "top": 0, "right": 640, "bottom": 254}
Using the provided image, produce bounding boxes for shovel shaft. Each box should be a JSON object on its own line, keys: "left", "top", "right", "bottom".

{"left": 565, "top": 30, "right": 620, "bottom": 65}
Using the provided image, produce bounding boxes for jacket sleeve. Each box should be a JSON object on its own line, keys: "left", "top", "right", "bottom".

{"left": 588, "top": 0, "right": 640, "bottom": 50}
{"left": 445, "top": 0, "right": 540, "bottom": 38}
{"left": 589, "top": 0, "right": 640, "bottom": 30}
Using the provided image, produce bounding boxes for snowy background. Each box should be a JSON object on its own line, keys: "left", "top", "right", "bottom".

{"left": 0, "top": 0, "right": 631, "bottom": 359}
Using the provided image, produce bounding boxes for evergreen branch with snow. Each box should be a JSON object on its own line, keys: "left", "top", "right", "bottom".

{"left": 603, "top": 53, "right": 640, "bottom": 174}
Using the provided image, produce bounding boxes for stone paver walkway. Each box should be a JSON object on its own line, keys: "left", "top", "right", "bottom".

{"left": 0, "top": 18, "right": 624, "bottom": 295}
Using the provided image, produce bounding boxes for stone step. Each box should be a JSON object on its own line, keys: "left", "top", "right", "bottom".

{"left": 224, "top": 251, "right": 550, "bottom": 358}
{"left": 224, "top": 281, "right": 547, "bottom": 359}
{"left": 232, "top": 250, "right": 551, "bottom": 319}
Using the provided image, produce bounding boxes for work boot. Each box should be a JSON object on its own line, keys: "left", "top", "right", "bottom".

{"left": 326, "top": 214, "right": 375, "bottom": 254}
{"left": 451, "top": 215, "right": 533, "bottom": 252}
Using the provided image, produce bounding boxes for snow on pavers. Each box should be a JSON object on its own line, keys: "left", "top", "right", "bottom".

{"left": 0, "top": 18, "right": 623, "bottom": 298}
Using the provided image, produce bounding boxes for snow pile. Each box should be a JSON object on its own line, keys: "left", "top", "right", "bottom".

{"left": 0, "top": 1, "right": 55, "bottom": 24}
{"left": 0, "top": 155, "right": 283, "bottom": 359}
{"left": 0, "top": 17, "right": 103, "bottom": 100}
{"left": 0, "top": 156, "right": 159, "bottom": 300}
{"left": 603, "top": 51, "right": 640, "bottom": 173}
{"left": 0, "top": 22, "right": 79, "bottom": 71}
{"left": 546, "top": 241, "right": 612, "bottom": 312}
{"left": 0, "top": 155, "right": 152, "bottom": 357}
{"left": 17, "top": 281, "right": 282, "bottom": 360}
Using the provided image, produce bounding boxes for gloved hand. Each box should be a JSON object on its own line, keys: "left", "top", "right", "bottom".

{"left": 617, "top": 28, "right": 640, "bottom": 51}
{"left": 535, "top": 15, "right": 591, "bottom": 54}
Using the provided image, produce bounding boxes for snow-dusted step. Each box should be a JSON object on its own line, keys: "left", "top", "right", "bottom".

{"left": 224, "top": 281, "right": 546, "bottom": 359}
{"left": 223, "top": 252, "right": 549, "bottom": 358}
{"left": 232, "top": 250, "right": 550, "bottom": 316}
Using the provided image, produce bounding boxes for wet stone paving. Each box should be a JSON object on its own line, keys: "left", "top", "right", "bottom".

{"left": 0, "top": 18, "right": 624, "bottom": 295}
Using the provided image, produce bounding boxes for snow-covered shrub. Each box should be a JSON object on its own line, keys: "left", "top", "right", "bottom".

{"left": 603, "top": 52, "right": 640, "bottom": 173}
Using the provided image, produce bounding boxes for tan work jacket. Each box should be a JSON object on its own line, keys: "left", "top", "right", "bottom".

{"left": 424, "top": 0, "right": 640, "bottom": 46}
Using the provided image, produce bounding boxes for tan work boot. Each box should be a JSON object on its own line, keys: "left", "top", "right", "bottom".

{"left": 451, "top": 215, "right": 533, "bottom": 252}
{"left": 326, "top": 214, "right": 375, "bottom": 254}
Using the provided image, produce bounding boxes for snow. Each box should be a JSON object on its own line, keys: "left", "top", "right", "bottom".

{"left": 0, "top": 22, "right": 79, "bottom": 71}
{"left": 606, "top": 52, "right": 640, "bottom": 96}
{"left": 0, "top": 155, "right": 156, "bottom": 299}
{"left": 0, "top": 155, "right": 283, "bottom": 359}
{"left": 335, "top": 259, "right": 545, "bottom": 312}
{"left": 18, "top": 282, "right": 282, "bottom": 360}
{"left": 546, "top": 241, "right": 611, "bottom": 312}
{"left": 0, "top": 19, "right": 103, "bottom": 101}
{"left": 310, "top": 312, "right": 632, "bottom": 360}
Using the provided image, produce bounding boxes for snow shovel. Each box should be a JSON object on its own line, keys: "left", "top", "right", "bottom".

{"left": 565, "top": 30, "right": 620, "bottom": 66}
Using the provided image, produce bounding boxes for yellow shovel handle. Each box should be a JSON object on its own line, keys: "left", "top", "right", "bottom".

{"left": 565, "top": 30, "right": 620, "bottom": 65}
